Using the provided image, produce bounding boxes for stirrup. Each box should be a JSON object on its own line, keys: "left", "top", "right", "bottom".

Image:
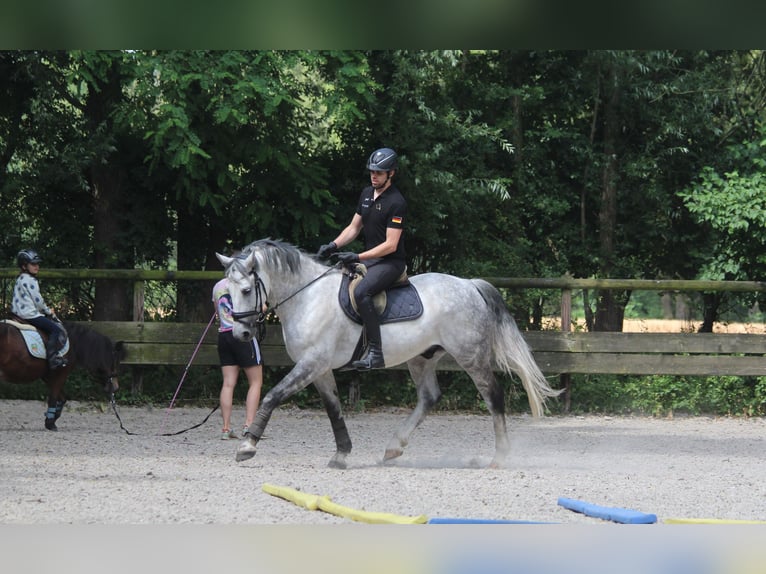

{"left": 352, "top": 347, "right": 385, "bottom": 370}
{"left": 48, "top": 356, "right": 67, "bottom": 370}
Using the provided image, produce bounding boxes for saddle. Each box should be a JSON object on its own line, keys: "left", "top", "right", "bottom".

{"left": 1, "top": 318, "right": 69, "bottom": 360}
{"left": 338, "top": 263, "right": 424, "bottom": 325}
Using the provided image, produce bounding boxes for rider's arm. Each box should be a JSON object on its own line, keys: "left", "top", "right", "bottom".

{"left": 331, "top": 213, "right": 363, "bottom": 249}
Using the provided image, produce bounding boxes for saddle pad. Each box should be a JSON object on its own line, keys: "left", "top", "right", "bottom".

{"left": 1, "top": 320, "right": 70, "bottom": 359}
{"left": 20, "top": 330, "right": 47, "bottom": 359}
{"left": 338, "top": 274, "right": 424, "bottom": 325}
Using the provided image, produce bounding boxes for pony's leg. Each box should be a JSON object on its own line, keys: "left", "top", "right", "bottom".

{"left": 44, "top": 399, "right": 58, "bottom": 431}
{"left": 462, "top": 363, "right": 511, "bottom": 467}
{"left": 312, "top": 371, "right": 352, "bottom": 469}
{"left": 383, "top": 355, "right": 443, "bottom": 462}
{"left": 44, "top": 377, "right": 66, "bottom": 431}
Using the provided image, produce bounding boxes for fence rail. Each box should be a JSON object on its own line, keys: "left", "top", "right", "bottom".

{"left": 6, "top": 268, "right": 766, "bottom": 329}
{"left": 6, "top": 271, "right": 766, "bottom": 390}
{"left": 78, "top": 321, "right": 766, "bottom": 377}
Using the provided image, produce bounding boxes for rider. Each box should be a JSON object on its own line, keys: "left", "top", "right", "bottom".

{"left": 11, "top": 249, "right": 69, "bottom": 370}
{"left": 317, "top": 147, "right": 407, "bottom": 370}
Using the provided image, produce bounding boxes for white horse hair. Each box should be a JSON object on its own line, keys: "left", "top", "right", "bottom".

{"left": 217, "top": 238, "right": 561, "bottom": 468}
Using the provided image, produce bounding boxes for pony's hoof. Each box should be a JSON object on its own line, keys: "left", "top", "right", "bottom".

{"left": 383, "top": 448, "right": 402, "bottom": 462}
{"left": 44, "top": 421, "right": 58, "bottom": 431}
{"left": 235, "top": 438, "right": 257, "bottom": 462}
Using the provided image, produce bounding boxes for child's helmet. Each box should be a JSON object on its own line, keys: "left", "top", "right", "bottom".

{"left": 17, "top": 249, "right": 42, "bottom": 268}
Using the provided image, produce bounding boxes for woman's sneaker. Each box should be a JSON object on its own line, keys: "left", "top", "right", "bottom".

{"left": 221, "top": 429, "right": 238, "bottom": 440}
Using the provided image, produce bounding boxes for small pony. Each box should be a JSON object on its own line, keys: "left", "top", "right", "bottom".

{"left": 0, "top": 320, "right": 125, "bottom": 430}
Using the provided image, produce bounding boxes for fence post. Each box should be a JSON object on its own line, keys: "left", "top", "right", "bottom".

{"left": 131, "top": 280, "right": 145, "bottom": 395}
{"left": 560, "top": 288, "right": 572, "bottom": 412}
{"left": 133, "top": 280, "right": 145, "bottom": 322}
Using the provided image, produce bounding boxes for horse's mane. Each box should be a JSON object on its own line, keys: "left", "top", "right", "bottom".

{"left": 236, "top": 238, "right": 305, "bottom": 275}
{"left": 62, "top": 322, "right": 125, "bottom": 374}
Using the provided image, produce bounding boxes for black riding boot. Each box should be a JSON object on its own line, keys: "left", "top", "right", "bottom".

{"left": 352, "top": 297, "right": 385, "bottom": 370}
{"left": 45, "top": 329, "right": 67, "bottom": 370}
{"left": 45, "top": 340, "right": 65, "bottom": 370}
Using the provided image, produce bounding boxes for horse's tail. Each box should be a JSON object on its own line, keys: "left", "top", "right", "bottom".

{"left": 472, "top": 279, "right": 563, "bottom": 417}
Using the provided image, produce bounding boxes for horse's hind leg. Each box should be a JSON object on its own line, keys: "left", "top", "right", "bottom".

{"left": 463, "top": 363, "right": 510, "bottom": 467}
{"left": 384, "top": 355, "right": 443, "bottom": 462}
{"left": 313, "top": 371, "right": 352, "bottom": 469}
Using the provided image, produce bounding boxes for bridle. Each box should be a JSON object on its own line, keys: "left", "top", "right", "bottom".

{"left": 231, "top": 261, "right": 340, "bottom": 337}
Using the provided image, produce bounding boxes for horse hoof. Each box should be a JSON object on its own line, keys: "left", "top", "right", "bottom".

{"left": 488, "top": 457, "right": 507, "bottom": 469}
{"left": 328, "top": 455, "right": 348, "bottom": 470}
{"left": 45, "top": 421, "right": 58, "bottom": 431}
{"left": 383, "top": 448, "right": 402, "bottom": 461}
{"left": 235, "top": 438, "right": 257, "bottom": 462}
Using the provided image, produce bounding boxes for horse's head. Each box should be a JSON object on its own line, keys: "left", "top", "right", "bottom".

{"left": 216, "top": 249, "right": 268, "bottom": 342}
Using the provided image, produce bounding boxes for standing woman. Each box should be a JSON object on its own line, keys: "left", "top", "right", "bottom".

{"left": 212, "top": 275, "right": 264, "bottom": 439}
{"left": 11, "top": 249, "right": 68, "bottom": 370}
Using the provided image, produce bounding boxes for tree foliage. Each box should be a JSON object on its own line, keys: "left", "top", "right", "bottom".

{"left": 1, "top": 50, "right": 765, "bottom": 330}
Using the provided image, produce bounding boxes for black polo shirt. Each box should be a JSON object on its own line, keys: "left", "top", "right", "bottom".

{"left": 355, "top": 184, "right": 407, "bottom": 261}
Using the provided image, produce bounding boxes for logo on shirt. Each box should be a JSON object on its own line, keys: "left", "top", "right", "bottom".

{"left": 391, "top": 216, "right": 402, "bottom": 224}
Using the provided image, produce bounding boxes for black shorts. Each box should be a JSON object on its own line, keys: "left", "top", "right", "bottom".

{"left": 217, "top": 330, "right": 263, "bottom": 367}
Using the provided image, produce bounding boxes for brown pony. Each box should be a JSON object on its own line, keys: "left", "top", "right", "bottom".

{"left": 0, "top": 320, "right": 125, "bottom": 430}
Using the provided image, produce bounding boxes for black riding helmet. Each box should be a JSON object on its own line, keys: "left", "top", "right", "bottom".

{"left": 17, "top": 249, "right": 42, "bottom": 268}
{"left": 367, "top": 148, "right": 398, "bottom": 172}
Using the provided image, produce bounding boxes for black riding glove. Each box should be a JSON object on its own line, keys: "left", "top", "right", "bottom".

{"left": 317, "top": 242, "right": 337, "bottom": 258}
{"left": 336, "top": 252, "right": 360, "bottom": 264}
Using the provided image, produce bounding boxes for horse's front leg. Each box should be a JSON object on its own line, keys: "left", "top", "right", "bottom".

{"left": 236, "top": 360, "right": 324, "bottom": 463}
{"left": 43, "top": 374, "right": 67, "bottom": 431}
{"left": 312, "top": 371, "right": 351, "bottom": 469}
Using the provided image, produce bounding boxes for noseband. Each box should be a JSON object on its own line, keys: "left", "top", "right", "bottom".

{"left": 231, "top": 270, "right": 269, "bottom": 343}
{"left": 231, "top": 271, "right": 269, "bottom": 323}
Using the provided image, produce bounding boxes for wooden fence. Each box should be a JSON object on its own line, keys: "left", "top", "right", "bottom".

{"left": 5, "top": 269, "right": 766, "bottom": 384}
{"left": 71, "top": 321, "right": 766, "bottom": 379}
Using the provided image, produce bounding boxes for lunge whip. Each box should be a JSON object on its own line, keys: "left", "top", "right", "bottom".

{"left": 159, "top": 310, "right": 217, "bottom": 434}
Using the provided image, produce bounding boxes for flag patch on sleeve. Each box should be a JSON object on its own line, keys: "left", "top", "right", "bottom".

{"left": 391, "top": 216, "right": 403, "bottom": 224}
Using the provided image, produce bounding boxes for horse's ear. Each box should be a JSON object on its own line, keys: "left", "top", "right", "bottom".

{"left": 216, "top": 252, "right": 233, "bottom": 268}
